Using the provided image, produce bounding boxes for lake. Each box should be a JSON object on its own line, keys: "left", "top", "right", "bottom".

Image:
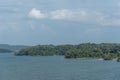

{"left": 0, "top": 53, "right": 120, "bottom": 80}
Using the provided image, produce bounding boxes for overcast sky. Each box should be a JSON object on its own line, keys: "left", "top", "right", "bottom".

{"left": 0, "top": 0, "right": 120, "bottom": 45}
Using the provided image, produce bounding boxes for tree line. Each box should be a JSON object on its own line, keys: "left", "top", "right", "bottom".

{"left": 15, "top": 43, "right": 120, "bottom": 60}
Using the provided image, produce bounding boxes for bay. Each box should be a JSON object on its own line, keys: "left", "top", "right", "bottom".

{"left": 0, "top": 53, "right": 120, "bottom": 80}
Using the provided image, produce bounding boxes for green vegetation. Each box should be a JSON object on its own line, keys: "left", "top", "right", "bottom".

{"left": 103, "top": 54, "right": 116, "bottom": 60}
{"left": 15, "top": 43, "right": 120, "bottom": 61}
{"left": 15, "top": 44, "right": 74, "bottom": 56}
{"left": 0, "top": 48, "right": 13, "bottom": 53}
{"left": 117, "top": 57, "right": 120, "bottom": 62}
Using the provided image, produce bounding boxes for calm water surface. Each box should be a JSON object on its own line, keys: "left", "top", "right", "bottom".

{"left": 0, "top": 53, "right": 120, "bottom": 80}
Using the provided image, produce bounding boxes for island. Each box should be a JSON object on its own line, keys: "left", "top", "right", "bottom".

{"left": 15, "top": 43, "right": 120, "bottom": 61}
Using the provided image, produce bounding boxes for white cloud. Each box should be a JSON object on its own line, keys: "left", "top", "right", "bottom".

{"left": 50, "top": 9, "right": 72, "bottom": 20}
{"left": 49, "top": 9, "right": 107, "bottom": 25}
{"left": 28, "top": 8, "right": 46, "bottom": 19}
{"left": 27, "top": 8, "right": 120, "bottom": 26}
{"left": 50, "top": 9, "right": 88, "bottom": 22}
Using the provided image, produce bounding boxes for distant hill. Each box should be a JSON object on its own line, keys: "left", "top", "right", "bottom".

{"left": 0, "top": 44, "right": 29, "bottom": 51}
{"left": 0, "top": 48, "right": 13, "bottom": 53}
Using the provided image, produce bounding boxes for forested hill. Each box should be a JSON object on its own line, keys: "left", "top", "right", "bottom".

{"left": 15, "top": 43, "right": 120, "bottom": 60}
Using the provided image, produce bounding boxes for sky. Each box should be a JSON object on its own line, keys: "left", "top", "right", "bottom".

{"left": 0, "top": 0, "right": 120, "bottom": 45}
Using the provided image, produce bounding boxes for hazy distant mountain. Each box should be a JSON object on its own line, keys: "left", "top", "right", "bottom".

{"left": 0, "top": 44, "right": 29, "bottom": 51}
{"left": 0, "top": 48, "right": 13, "bottom": 53}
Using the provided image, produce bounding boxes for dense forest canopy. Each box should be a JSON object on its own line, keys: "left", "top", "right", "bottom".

{"left": 15, "top": 43, "right": 120, "bottom": 60}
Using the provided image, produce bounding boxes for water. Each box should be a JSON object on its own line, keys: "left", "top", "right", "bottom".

{"left": 0, "top": 53, "right": 120, "bottom": 80}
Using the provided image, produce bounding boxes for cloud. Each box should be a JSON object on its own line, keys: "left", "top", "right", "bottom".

{"left": 49, "top": 9, "right": 120, "bottom": 26}
{"left": 27, "top": 8, "right": 120, "bottom": 26}
{"left": 28, "top": 8, "right": 46, "bottom": 19}
{"left": 50, "top": 9, "right": 72, "bottom": 20}
{"left": 50, "top": 9, "right": 88, "bottom": 22}
{"left": 50, "top": 9, "right": 107, "bottom": 25}
{"left": 49, "top": 9, "right": 108, "bottom": 25}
